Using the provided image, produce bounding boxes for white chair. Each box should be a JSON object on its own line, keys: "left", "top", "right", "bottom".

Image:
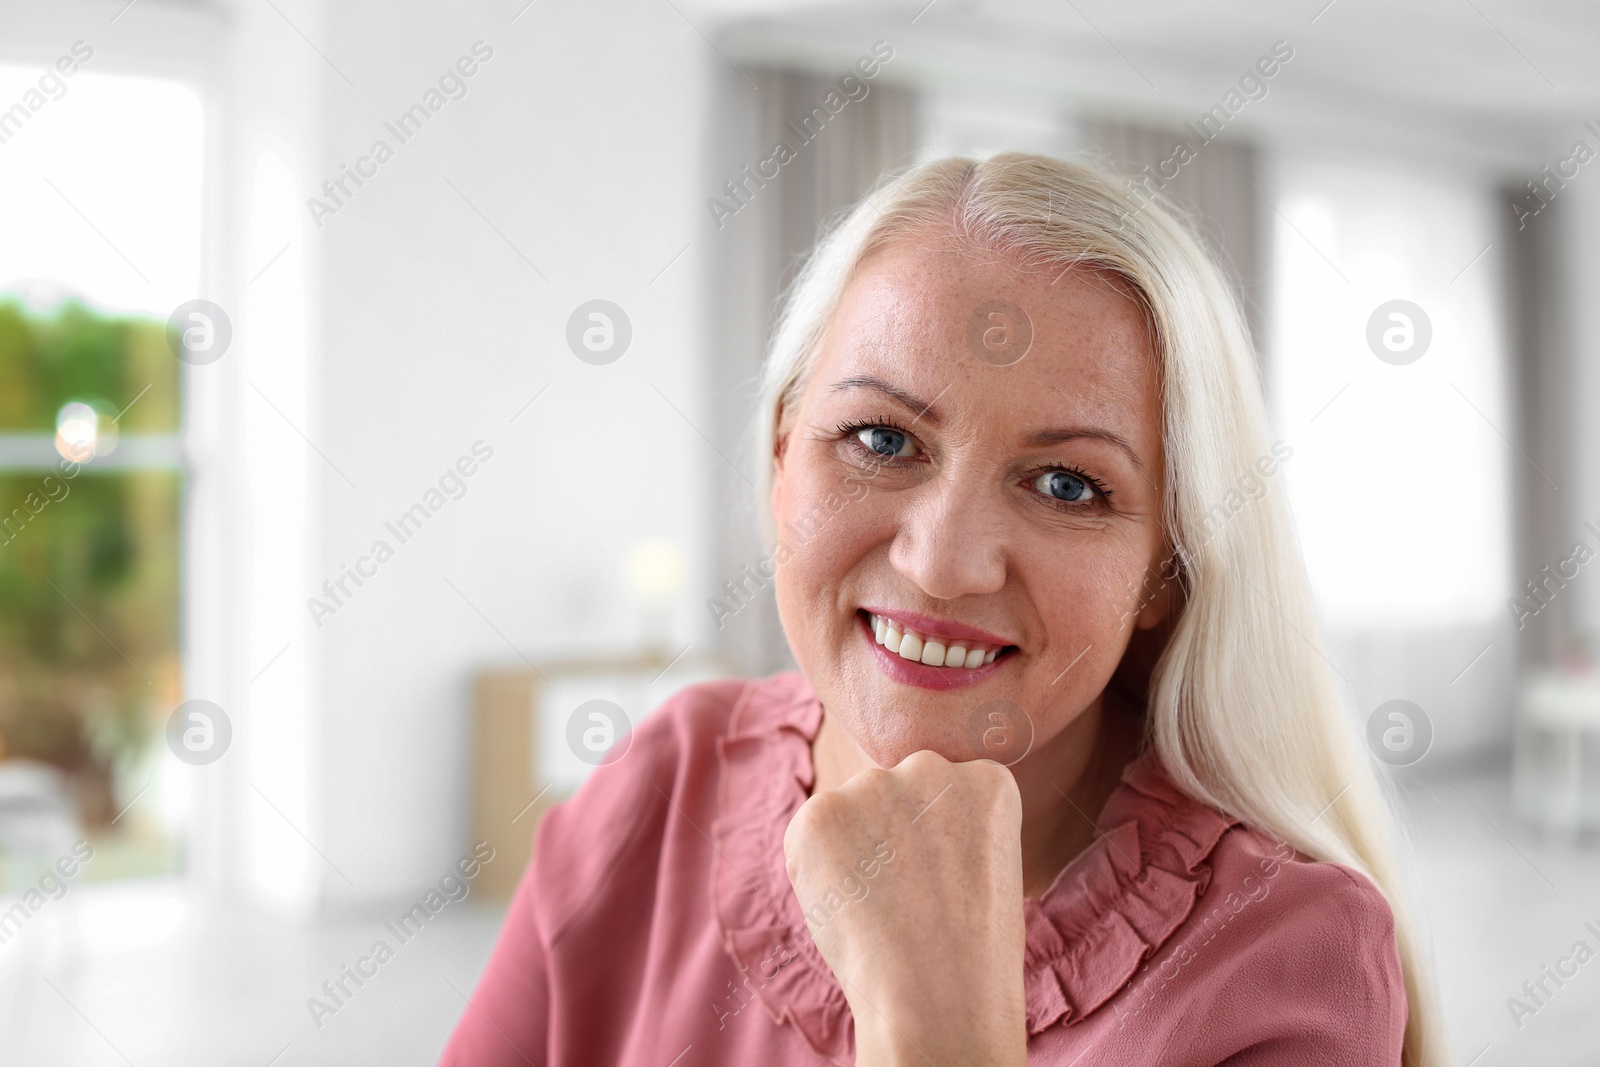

{"left": 0, "top": 759, "right": 87, "bottom": 1030}
{"left": 1512, "top": 670, "right": 1600, "bottom": 836}
{"left": 0, "top": 759, "right": 81, "bottom": 879}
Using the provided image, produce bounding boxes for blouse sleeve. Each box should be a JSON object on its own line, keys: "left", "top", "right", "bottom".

{"left": 435, "top": 827, "right": 553, "bottom": 1067}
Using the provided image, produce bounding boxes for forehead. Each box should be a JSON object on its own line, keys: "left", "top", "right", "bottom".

{"left": 811, "top": 235, "right": 1161, "bottom": 441}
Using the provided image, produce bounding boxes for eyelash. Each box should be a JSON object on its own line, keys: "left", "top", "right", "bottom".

{"left": 833, "top": 418, "right": 1114, "bottom": 511}
{"left": 836, "top": 416, "right": 915, "bottom": 454}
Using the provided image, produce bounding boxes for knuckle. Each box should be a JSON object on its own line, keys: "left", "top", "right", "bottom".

{"left": 964, "top": 758, "right": 1020, "bottom": 806}
{"left": 852, "top": 765, "right": 891, "bottom": 788}
{"left": 784, "top": 797, "right": 819, "bottom": 849}
{"left": 973, "top": 757, "right": 1012, "bottom": 785}
{"left": 962, "top": 753, "right": 1003, "bottom": 777}
{"left": 987, "top": 768, "right": 1023, "bottom": 819}
{"left": 898, "top": 748, "right": 948, "bottom": 774}
{"left": 792, "top": 790, "right": 848, "bottom": 837}
{"left": 836, "top": 766, "right": 890, "bottom": 803}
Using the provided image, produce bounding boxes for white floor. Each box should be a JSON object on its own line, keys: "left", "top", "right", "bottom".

{"left": 0, "top": 879, "right": 506, "bottom": 1066}
{"left": 1400, "top": 762, "right": 1600, "bottom": 1065}
{"left": 0, "top": 762, "right": 1596, "bottom": 1066}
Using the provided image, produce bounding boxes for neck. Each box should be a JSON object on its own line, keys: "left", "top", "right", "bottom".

{"left": 810, "top": 689, "right": 1142, "bottom": 899}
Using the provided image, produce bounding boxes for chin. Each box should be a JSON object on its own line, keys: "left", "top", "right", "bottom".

{"left": 832, "top": 677, "right": 990, "bottom": 765}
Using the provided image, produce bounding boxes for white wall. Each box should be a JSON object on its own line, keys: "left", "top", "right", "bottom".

{"left": 296, "top": 0, "right": 715, "bottom": 902}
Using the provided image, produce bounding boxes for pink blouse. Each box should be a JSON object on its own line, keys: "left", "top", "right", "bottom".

{"left": 438, "top": 671, "right": 1406, "bottom": 1065}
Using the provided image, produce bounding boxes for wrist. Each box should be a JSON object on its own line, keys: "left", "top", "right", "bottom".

{"left": 851, "top": 993, "right": 1028, "bottom": 1067}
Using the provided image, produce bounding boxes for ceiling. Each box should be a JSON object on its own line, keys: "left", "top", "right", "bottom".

{"left": 698, "top": 0, "right": 1600, "bottom": 170}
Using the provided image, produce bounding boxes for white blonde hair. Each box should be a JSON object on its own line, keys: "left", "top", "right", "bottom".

{"left": 755, "top": 152, "right": 1442, "bottom": 1066}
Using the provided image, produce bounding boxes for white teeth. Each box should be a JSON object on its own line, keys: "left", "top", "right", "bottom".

{"left": 867, "top": 614, "right": 1006, "bottom": 669}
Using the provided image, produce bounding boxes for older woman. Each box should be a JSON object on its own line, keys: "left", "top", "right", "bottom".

{"left": 438, "top": 154, "right": 1441, "bottom": 1066}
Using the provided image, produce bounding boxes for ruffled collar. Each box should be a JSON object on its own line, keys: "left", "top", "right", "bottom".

{"left": 709, "top": 671, "right": 1238, "bottom": 1064}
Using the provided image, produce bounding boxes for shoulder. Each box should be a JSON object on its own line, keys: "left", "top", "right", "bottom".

{"left": 1112, "top": 754, "right": 1404, "bottom": 985}
{"left": 614, "top": 673, "right": 753, "bottom": 774}
{"left": 1167, "top": 824, "right": 1407, "bottom": 1061}
{"left": 526, "top": 672, "right": 804, "bottom": 941}
{"left": 1206, "top": 825, "right": 1401, "bottom": 962}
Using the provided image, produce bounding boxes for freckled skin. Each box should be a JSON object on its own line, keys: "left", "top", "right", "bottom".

{"left": 770, "top": 231, "right": 1173, "bottom": 896}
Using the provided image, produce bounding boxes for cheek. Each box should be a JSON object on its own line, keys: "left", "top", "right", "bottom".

{"left": 1024, "top": 542, "right": 1157, "bottom": 690}
{"left": 774, "top": 452, "right": 886, "bottom": 578}
{"left": 773, "top": 454, "right": 885, "bottom": 638}
{"left": 1097, "top": 551, "right": 1162, "bottom": 622}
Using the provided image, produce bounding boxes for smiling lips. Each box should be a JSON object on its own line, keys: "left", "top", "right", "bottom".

{"left": 865, "top": 611, "right": 1008, "bottom": 669}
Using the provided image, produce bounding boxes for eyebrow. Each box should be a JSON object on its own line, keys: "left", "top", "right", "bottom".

{"left": 828, "top": 374, "right": 1145, "bottom": 471}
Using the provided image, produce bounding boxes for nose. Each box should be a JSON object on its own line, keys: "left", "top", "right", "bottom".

{"left": 887, "top": 472, "right": 1008, "bottom": 600}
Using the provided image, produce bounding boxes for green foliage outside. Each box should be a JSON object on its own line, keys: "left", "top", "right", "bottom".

{"left": 0, "top": 299, "right": 181, "bottom": 829}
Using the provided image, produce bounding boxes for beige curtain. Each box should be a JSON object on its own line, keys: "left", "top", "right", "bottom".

{"left": 1501, "top": 187, "right": 1571, "bottom": 670}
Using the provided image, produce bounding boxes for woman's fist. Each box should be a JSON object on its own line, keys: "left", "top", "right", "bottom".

{"left": 782, "top": 749, "right": 1028, "bottom": 1066}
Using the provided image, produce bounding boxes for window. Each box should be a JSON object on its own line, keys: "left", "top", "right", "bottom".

{"left": 0, "top": 64, "right": 203, "bottom": 885}
{"left": 1268, "top": 154, "right": 1511, "bottom": 629}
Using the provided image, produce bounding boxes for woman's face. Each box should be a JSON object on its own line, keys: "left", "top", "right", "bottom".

{"left": 770, "top": 232, "right": 1171, "bottom": 767}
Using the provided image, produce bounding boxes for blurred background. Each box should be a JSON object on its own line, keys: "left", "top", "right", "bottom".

{"left": 0, "top": 0, "right": 1597, "bottom": 1063}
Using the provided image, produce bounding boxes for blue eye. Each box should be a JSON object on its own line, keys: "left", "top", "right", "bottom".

{"left": 1034, "top": 470, "right": 1095, "bottom": 502}
{"left": 856, "top": 426, "right": 915, "bottom": 458}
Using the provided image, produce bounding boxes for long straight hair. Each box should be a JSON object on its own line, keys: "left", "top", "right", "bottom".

{"left": 754, "top": 152, "right": 1442, "bottom": 1066}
